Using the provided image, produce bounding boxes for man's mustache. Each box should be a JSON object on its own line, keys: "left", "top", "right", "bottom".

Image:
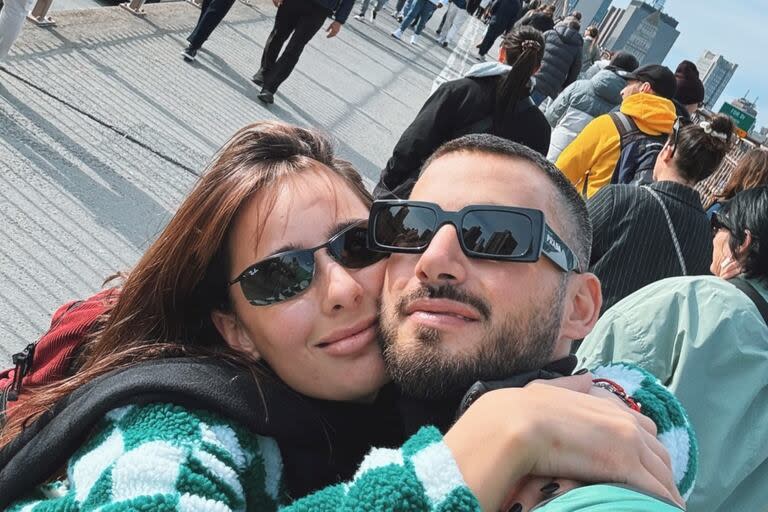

{"left": 396, "top": 284, "right": 492, "bottom": 321}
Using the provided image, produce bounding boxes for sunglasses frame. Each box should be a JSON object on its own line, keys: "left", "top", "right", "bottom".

{"left": 228, "top": 221, "right": 384, "bottom": 306}
{"left": 669, "top": 116, "right": 691, "bottom": 158}
{"left": 368, "top": 200, "right": 581, "bottom": 273}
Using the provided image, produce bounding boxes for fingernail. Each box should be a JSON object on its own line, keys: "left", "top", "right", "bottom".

{"left": 540, "top": 482, "right": 560, "bottom": 494}
{"left": 574, "top": 368, "right": 589, "bottom": 375}
{"left": 507, "top": 504, "right": 522, "bottom": 512}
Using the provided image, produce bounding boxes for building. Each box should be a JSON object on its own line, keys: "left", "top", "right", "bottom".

{"left": 696, "top": 51, "right": 738, "bottom": 109}
{"left": 597, "top": 1, "right": 679, "bottom": 66}
{"left": 555, "top": 0, "right": 613, "bottom": 27}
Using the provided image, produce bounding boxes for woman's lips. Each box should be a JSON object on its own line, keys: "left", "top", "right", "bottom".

{"left": 315, "top": 320, "right": 377, "bottom": 356}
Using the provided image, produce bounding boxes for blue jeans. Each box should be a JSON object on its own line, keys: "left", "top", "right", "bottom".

{"left": 399, "top": 0, "right": 437, "bottom": 35}
{"left": 358, "top": 0, "right": 388, "bottom": 15}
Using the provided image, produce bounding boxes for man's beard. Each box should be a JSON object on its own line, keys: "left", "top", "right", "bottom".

{"left": 377, "top": 281, "right": 568, "bottom": 400}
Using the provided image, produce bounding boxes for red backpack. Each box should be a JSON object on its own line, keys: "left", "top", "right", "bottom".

{"left": 0, "top": 289, "right": 119, "bottom": 416}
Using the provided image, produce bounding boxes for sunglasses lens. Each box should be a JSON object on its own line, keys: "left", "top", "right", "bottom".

{"left": 239, "top": 251, "right": 314, "bottom": 305}
{"left": 328, "top": 226, "right": 387, "bottom": 268}
{"left": 461, "top": 211, "right": 532, "bottom": 257}
{"left": 374, "top": 205, "right": 437, "bottom": 249}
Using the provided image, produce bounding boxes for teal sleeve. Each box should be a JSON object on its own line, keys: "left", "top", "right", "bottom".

{"left": 6, "top": 403, "right": 283, "bottom": 511}
{"left": 281, "top": 426, "right": 480, "bottom": 512}
{"left": 533, "top": 484, "right": 683, "bottom": 511}
{"left": 591, "top": 363, "right": 698, "bottom": 501}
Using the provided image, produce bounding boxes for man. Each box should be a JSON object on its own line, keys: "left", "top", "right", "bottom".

{"left": 530, "top": 20, "right": 583, "bottom": 105}
{"left": 391, "top": 0, "right": 446, "bottom": 45}
{"left": 252, "top": 0, "right": 354, "bottom": 104}
{"left": 556, "top": 64, "right": 677, "bottom": 198}
{"left": 371, "top": 134, "right": 696, "bottom": 509}
{"left": 476, "top": 0, "right": 521, "bottom": 58}
{"left": 544, "top": 51, "right": 638, "bottom": 162}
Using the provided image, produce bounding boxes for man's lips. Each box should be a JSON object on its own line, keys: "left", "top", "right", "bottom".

{"left": 403, "top": 298, "right": 482, "bottom": 322}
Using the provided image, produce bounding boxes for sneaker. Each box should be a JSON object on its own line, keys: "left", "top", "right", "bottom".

{"left": 354, "top": 14, "right": 366, "bottom": 22}
{"left": 436, "top": 28, "right": 441, "bottom": 35}
{"left": 251, "top": 69, "right": 265, "bottom": 86}
{"left": 370, "top": 9, "right": 377, "bottom": 22}
{"left": 257, "top": 88, "right": 274, "bottom": 104}
{"left": 396, "top": 14, "right": 403, "bottom": 22}
{"left": 181, "top": 46, "right": 198, "bottom": 62}
{"left": 410, "top": 34, "right": 419, "bottom": 45}
{"left": 391, "top": 28, "right": 403, "bottom": 39}
{"left": 441, "top": 41, "right": 448, "bottom": 48}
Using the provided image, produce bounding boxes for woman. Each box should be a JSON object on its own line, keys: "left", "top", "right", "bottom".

{"left": 705, "top": 147, "right": 768, "bottom": 216}
{"left": 588, "top": 114, "right": 734, "bottom": 312}
{"left": 578, "top": 186, "right": 768, "bottom": 512}
{"left": 2, "top": 122, "right": 687, "bottom": 511}
{"left": 375, "top": 27, "right": 550, "bottom": 198}
{"left": 580, "top": 26, "right": 600, "bottom": 75}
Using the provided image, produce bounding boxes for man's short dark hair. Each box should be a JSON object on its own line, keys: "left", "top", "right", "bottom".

{"left": 422, "top": 134, "right": 592, "bottom": 271}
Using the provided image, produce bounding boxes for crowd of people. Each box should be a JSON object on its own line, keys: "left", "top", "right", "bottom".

{"left": 1, "top": 1, "right": 767, "bottom": 512}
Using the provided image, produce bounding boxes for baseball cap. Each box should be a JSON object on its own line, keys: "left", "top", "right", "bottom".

{"left": 617, "top": 64, "right": 677, "bottom": 100}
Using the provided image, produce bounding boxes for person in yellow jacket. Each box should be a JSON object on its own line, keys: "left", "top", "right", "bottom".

{"left": 556, "top": 64, "right": 678, "bottom": 198}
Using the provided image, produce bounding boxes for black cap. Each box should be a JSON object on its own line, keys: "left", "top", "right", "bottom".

{"left": 618, "top": 64, "right": 677, "bottom": 100}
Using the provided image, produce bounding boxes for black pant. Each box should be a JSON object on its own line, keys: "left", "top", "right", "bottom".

{"left": 260, "top": 0, "right": 330, "bottom": 93}
{"left": 187, "top": 0, "right": 237, "bottom": 49}
{"left": 477, "top": 19, "right": 505, "bottom": 55}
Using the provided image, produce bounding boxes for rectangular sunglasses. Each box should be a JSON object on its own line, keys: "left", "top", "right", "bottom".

{"left": 367, "top": 200, "right": 581, "bottom": 273}
{"left": 228, "top": 221, "right": 387, "bottom": 306}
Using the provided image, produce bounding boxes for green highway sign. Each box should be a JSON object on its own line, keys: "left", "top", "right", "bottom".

{"left": 720, "top": 103, "right": 757, "bottom": 133}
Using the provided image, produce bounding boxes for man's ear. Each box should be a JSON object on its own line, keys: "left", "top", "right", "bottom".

{"left": 737, "top": 230, "right": 754, "bottom": 258}
{"left": 211, "top": 309, "right": 261, "bottom": 360}
{"left": 559, "top": 272, "right": 602, "bottom": 342}
{"left": 659, "top": 142, "right": 674, "bottom": 164}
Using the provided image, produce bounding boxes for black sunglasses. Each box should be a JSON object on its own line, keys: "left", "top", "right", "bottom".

{"left": 367, "top": 200, "right": 581, "bottom": 273}
{"left": 669, "top": 116, "right": 691, "bottom": 158}
{"left": 228, "top": 222, "right": 386, "bottom": 306}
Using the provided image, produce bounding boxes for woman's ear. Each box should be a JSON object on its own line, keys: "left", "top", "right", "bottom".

{"left": 211, "top": 309, "right": 261, "bottom": 360}
{"left": 737, "top": 230, "right": 754, "bottom": 259}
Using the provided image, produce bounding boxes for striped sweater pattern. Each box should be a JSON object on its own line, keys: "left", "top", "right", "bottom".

{"left": 7, "top": 362, "right": 696, "bottom": 511}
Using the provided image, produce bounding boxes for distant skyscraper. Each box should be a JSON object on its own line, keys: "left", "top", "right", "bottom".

{"left": 597, "top": 1, "right": 679, "bottom": 66}
{"left": 564, "top": 0, "right": 613, "bottom": 27}
{"left": 696, "top": 51, "right": 738, "bottom": 109}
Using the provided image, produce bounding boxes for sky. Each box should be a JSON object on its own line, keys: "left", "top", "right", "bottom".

{"left": 611, "top": 0, "right": 767, "bottom": 128}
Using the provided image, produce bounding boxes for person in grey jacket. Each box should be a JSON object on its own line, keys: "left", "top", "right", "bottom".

{"left": 530, "top": 20, "right": 583, "bottom": 105}
{"left": 544, "top": 51, "right": 638, "bottom": 161}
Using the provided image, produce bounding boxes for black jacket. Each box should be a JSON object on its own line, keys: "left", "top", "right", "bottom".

{"left": 312, "top": 0, "right": 354, "bottom": 23}
{"left": 375, "top": 72, "right": 552, "bottom": 198}
{"left": 520, "top": 11, "right": 555, "bottom": 32}
{"left": 588, "top": 181, "right": 713, "bottom": 313}
{"left": 533, "top": 23, "right": 583, "bottom": 99}
{"left": 489, "top": 0, "right": 522, "bottom": 31}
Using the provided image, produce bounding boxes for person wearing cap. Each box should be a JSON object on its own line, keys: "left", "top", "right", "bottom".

{"left": 555, "top": 64, "right": 678, "bottom": 198}
{"left": 544, "top": 51, "right": 639, "bottom": 162}
{"left": 673, "top": 60, "right": 705, "bottom": 120}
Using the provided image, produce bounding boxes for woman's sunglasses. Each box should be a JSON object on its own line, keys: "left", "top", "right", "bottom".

{"left": 228, "top": 222, "right": 387, "bottom": 306}
{"left": 367, "top": 200, "right": 581, "bottom": 273}
{"left": 669, "top": 116, "right": 691, "bottom": 158}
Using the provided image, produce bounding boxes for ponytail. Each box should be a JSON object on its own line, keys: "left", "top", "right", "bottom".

{"left": 493, "top": 27, "right": 545, "bottom": 135}
{"left": 673, "top": 114, "right": 734, "bottom": 183}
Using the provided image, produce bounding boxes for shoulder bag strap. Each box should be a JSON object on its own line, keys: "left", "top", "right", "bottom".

{"left": 728, "top": 278, "right": 768, "bottom": 325}
{"left": 642, "top": 186, "right": 687, "bottom": 275}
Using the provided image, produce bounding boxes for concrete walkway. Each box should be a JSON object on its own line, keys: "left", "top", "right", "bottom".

{"left": 0, "top": 0, "right": 494, "bottom": 358}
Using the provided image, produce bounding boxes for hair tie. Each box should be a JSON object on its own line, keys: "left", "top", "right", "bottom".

{"left": 699, "top": 121, "right": 729, "bottom": 142}
{"left": 522, "top": 40, "right": 541, "bottom": 51}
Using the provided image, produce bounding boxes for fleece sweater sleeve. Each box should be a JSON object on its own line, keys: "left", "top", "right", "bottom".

{"left": 6, "top": 403, "right": 284, "bottom": 512}
{"left": 281, "top": 426, "right": 481, "bottom": 512}
{"left": 591, "top": 363, "right": 698, "bottom": 501}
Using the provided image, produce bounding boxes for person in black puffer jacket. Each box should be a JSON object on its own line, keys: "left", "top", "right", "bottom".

{"left": 519, "top": 3, "right": 554, "bottom": 32}
{"left": 531, "top": 20, "right": 583, "bottom": 105}
{"left": 374, "top": 27, "right": 550, "bottom": 199}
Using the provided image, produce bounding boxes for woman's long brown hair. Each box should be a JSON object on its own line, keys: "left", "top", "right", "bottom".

{"left": 718, "top": 148, "right": 768, "bottom": 202}
{"left": 0, "top": 121, "right": 372, "bottom": 447}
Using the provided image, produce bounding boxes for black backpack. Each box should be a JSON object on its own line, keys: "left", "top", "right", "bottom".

{"left": 729, "top": 278, "right": 768, "bottom": 325}
{"left": 609, "top": 112, "right": 669, "bottom": 186}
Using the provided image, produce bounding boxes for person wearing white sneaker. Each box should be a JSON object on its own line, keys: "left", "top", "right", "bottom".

{"left": 391, "top": 0, "right": 445, "bottom": 41}
{"left": 437, "top": 0, "right": 469, "bottom": 48}
{"left": 355, "top": 0, "right": 388, "bottom": 22}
